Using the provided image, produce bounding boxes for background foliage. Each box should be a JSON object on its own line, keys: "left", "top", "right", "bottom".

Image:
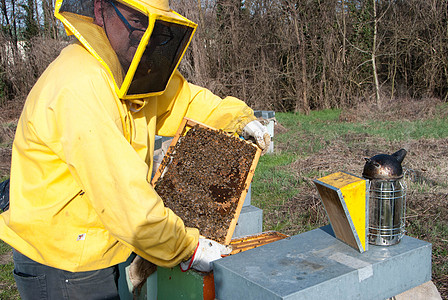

{"left": 1, "top": 0, "right": 448, "bottom": 111}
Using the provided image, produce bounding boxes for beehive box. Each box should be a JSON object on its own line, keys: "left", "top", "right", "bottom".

{"left": 157, "top": 231, "right": 289, "bottom": 300}
{"left": 151, "top": 118, "right": 261, "bottom": 245}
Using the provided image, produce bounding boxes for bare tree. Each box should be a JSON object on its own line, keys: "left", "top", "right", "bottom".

{"left": 371, "top": 0, "right": 380, "bottom": 104}
{"left": 4, "top": 0, "right": 448, "bottom": 110}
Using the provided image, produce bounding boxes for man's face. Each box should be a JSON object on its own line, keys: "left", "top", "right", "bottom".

{"left": 94, "top": 0, "right": 148, "bottom": 71}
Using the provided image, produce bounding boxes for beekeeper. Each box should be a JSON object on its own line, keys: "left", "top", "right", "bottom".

{"left": 0, "top": 0, "right": 270, "bottom": 298}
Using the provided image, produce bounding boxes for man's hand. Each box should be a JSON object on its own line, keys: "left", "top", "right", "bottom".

{"left": 180, "top": 238, "right": 232, "bottom": 273}
{"left": 242, "top": 120, "right": 271, "bottom": 154}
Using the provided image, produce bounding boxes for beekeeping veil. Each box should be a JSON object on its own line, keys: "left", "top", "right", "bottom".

{"left": 55, "top": 0, "right": 197, "bottom": 99}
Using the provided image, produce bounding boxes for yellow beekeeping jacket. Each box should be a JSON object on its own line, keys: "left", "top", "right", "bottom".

{"left": 0, "top": 24, "right": 255, "bottom": 272}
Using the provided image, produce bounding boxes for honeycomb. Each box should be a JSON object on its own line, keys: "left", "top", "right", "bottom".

{"left": 154, "top": 123, "right": 258, "bottom": 244}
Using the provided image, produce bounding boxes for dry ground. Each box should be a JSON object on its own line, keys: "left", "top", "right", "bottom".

{"left": 0, "top": 99, "right": 21, "bottom": 179}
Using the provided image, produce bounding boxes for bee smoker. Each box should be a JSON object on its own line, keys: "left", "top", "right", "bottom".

{"left": 362, "top": 149, "right": 407, "bottom": 246}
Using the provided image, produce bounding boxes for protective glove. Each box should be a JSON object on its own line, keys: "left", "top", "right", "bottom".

{"left": 241, "top": 120, "right": 271, "bottom": 155}
{"left": 128, "top": 255, "right": 157, "bottom": 294}
{"left": 180, "top": 238, "right": 232, "bottom": 273}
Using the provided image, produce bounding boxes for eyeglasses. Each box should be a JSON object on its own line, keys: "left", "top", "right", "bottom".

{"left": 107, "top": 0, "right": 173, "bottom": 46}
{"left": 107, "top": 0, "right": 146, "bottom": 40}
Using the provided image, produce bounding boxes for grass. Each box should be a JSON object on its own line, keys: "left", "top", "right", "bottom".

{"left": 0, "top": 241, "right": 18, "bottom": 300}
{"left": 277, "top": 108, "right": 448, "bottom": 143}
{"left": 0, "top": 121, "right": 16, "bottom": 148}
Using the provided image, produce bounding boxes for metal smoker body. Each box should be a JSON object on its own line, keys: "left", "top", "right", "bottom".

{"left": 363, "top": 149, "right": 407, "bottom": 246}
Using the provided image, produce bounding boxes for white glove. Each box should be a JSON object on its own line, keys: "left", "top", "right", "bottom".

{"left": 180, "top": 238, "right": 232, "bottom": 273}
{"left": 242, "top": 120, "right": 271, "bottom": 154}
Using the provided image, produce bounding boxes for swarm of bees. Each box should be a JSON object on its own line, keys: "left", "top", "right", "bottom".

{"left": 154, "top": 125, "right": 257, "bottom": 243}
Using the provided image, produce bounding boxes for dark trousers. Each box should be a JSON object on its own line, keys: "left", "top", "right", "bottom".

{"left": 12, "top": 249, "right": 120, "bottom": 300}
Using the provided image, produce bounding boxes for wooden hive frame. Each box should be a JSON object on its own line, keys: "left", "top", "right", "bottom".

{"left": 228, "top": 231, "right": 289, "bottom": 255}
{"left": 151, "top": 118, "right": 261, "bottom": 245}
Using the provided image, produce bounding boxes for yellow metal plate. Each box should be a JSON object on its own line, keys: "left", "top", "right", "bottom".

{"left": 314, "top": 172, "right": 368, "bottom": 252}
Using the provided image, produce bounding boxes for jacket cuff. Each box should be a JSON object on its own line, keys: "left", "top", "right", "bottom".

{"left": 235, "top": 108, "right": 256, "bottom": 136}
{"left": 180, "top": 242, "right": 199, "bottom": 272}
